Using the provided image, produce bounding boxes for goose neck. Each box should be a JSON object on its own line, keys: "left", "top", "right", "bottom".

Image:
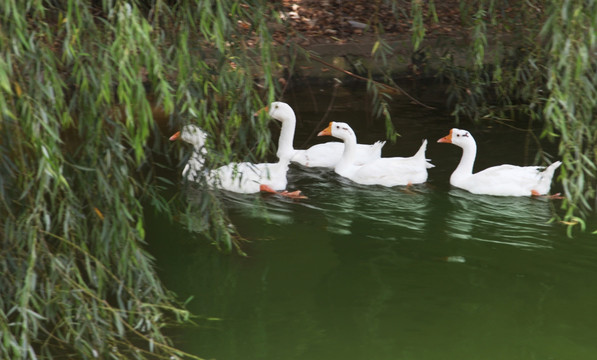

{"left": 455, "top": 140, "right": 477, "bottom": 176}
{"left": 340, "top": 133, "right": 358, "bottom": 160}
{"left": 190, "top": 147, "right": 206, "bottom": 168}
{"left": 276, "top": 115, "right": 296, "bottom": 159}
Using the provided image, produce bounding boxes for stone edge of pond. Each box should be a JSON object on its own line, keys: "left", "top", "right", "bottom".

{"left": 282, "top": 33, "right": 514, "bottom": 82}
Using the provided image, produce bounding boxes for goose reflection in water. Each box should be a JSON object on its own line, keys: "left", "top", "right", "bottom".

{"left": 214, "top": 163, "right": 434, "bottom": 241}
{"left": 444, "top": 189, "right": 555, "bottom": 249}
{"left": 314, "top": 175, "right": 432, "bottom": 240}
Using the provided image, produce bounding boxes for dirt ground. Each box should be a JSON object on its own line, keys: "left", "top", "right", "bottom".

{"left": 271, "top": 1, "right": 534, "bottom": 87}
{"left": 272, "top": 0, "right": 478, "bottom": 83}
{"left": 278, "top": 0, "right": 466, "bottom": 46}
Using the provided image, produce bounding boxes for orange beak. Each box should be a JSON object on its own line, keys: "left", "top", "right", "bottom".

{"left": 169, "top": 131, "right": 181, "bottom": 141}
{"left": 317, "top": 122, "right": 333, "bottom": 136}
{"left": 254, "top": 106, "right": 269, "bottom": 117}
{"left": 437, "top": 129, "right": 453, "bottom": 143}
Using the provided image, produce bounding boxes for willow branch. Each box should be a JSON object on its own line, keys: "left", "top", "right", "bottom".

{"left": 306, "top": 52, "right": 436, "bottom": 110}
{"left": 299, "top": 79, "right": 341, "bottom": 148}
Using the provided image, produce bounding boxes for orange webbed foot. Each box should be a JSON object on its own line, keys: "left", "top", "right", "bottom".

{"left": 280, "top": 190, "right": 308, "bottom": 199}
{"left": 259, "top": 184, "right": 277, "bottom": 194}
{"left": 400, "top": 182, "right": 417, "bottom": 194}
{"left": 259, "top": 185, "right": 307, "bottom": 199}
{"left": 531, "top": 190, "right": 565, "bottom": 199}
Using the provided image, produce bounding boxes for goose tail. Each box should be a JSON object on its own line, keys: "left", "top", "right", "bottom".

{"left": 542, "top": 160, "right": 561, "bottom": 180}
{"left": 537, "top": 161, "right": 562, "bottom": 194}
{"left": 414, "top": 139, "right": 435, "bottom": 168}
{"left": 371, "top": 140, "right": 386, "bottom": 156}
{"left": 373, "top": 140, "right": 386, "bottom": 150}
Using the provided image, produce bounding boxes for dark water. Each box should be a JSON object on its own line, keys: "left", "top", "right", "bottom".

{"left": 148, "top": 86, "right": 597, "bottom": 360}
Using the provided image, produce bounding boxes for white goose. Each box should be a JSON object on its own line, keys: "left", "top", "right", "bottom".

{"left": 437, "top": 128, "right": 561, "bottom": 196}
{"left": 170, "top": 125, "right": 304, "bottom": 198}
{"left": 266, "top": 101, "right": 385, "bottom": 168}
{"left": 317, "top": 121, "right": 434, "bottom": 186}
{"left": 169, "top": 124, "right": 207, "bottom": 181}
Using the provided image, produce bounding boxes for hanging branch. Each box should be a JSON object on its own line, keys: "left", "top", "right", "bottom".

{"left": 306, "top": 52, "right": 436, "bottom": 110}
{"left": 273, "top": 37, "right": 435, "bottom": 110}
{"left": 299, "top": 78, "right": 342, "bottom": 148}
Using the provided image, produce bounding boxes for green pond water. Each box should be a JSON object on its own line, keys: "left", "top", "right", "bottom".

{"left": 147, "top": 86, "right": 597, "bottom": 360}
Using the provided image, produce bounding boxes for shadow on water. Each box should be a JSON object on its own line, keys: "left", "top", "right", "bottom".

{"left": 147, "top": 86, "right": 597, "bottom": 360}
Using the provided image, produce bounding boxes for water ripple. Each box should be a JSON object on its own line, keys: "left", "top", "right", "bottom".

{"left": 195, "top": 164, "right": 560, "bottom": 250}
{"left": 444, "top": 189, "right": 555, "bottom": 249}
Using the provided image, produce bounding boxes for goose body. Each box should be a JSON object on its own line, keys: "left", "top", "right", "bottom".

{"left": 318, "top": 122, "right": 434, "bottom": 186}
{"left": 170, "top": 125, "right": 291, "bottom": 194}
{"left": 204, "top": 161, "right": 289, "bottom": 194}
{"left": 268, "top": 102, "right": 385, "bottom": 168}
{"left": 437, "top": 128, "right": 561, "bottom": 196}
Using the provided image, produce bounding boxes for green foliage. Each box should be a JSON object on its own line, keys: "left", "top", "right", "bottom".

{"left": 339, "top": 0, "right": 595, "bottom": 225}
{"left": 430, "top": 0, "right": 596, "bottom": 223}
{"left": 541, "top": 0, "right": 597, "bottom": 221}
{"left": 2, "top": 0, "right": 596, "bottom": 358}
{"left": 1, "top": 0, "right": 277, "bottom": 358}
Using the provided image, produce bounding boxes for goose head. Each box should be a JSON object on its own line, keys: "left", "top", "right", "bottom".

{"left": 169, "top": 124, "right": 208, "bottom": 148}
{"left": 437, "top": 128, "right": 475, "bottom": 148}
{"left": 267, "top": 101, "right": 296, "bottom": 124}
{"left": 317, "top": 121, "right": 356, "bottom": 142}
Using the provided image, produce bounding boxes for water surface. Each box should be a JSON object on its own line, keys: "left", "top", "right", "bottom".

{"left": 148, "top": 86, "right": 597, "bottom": 360}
